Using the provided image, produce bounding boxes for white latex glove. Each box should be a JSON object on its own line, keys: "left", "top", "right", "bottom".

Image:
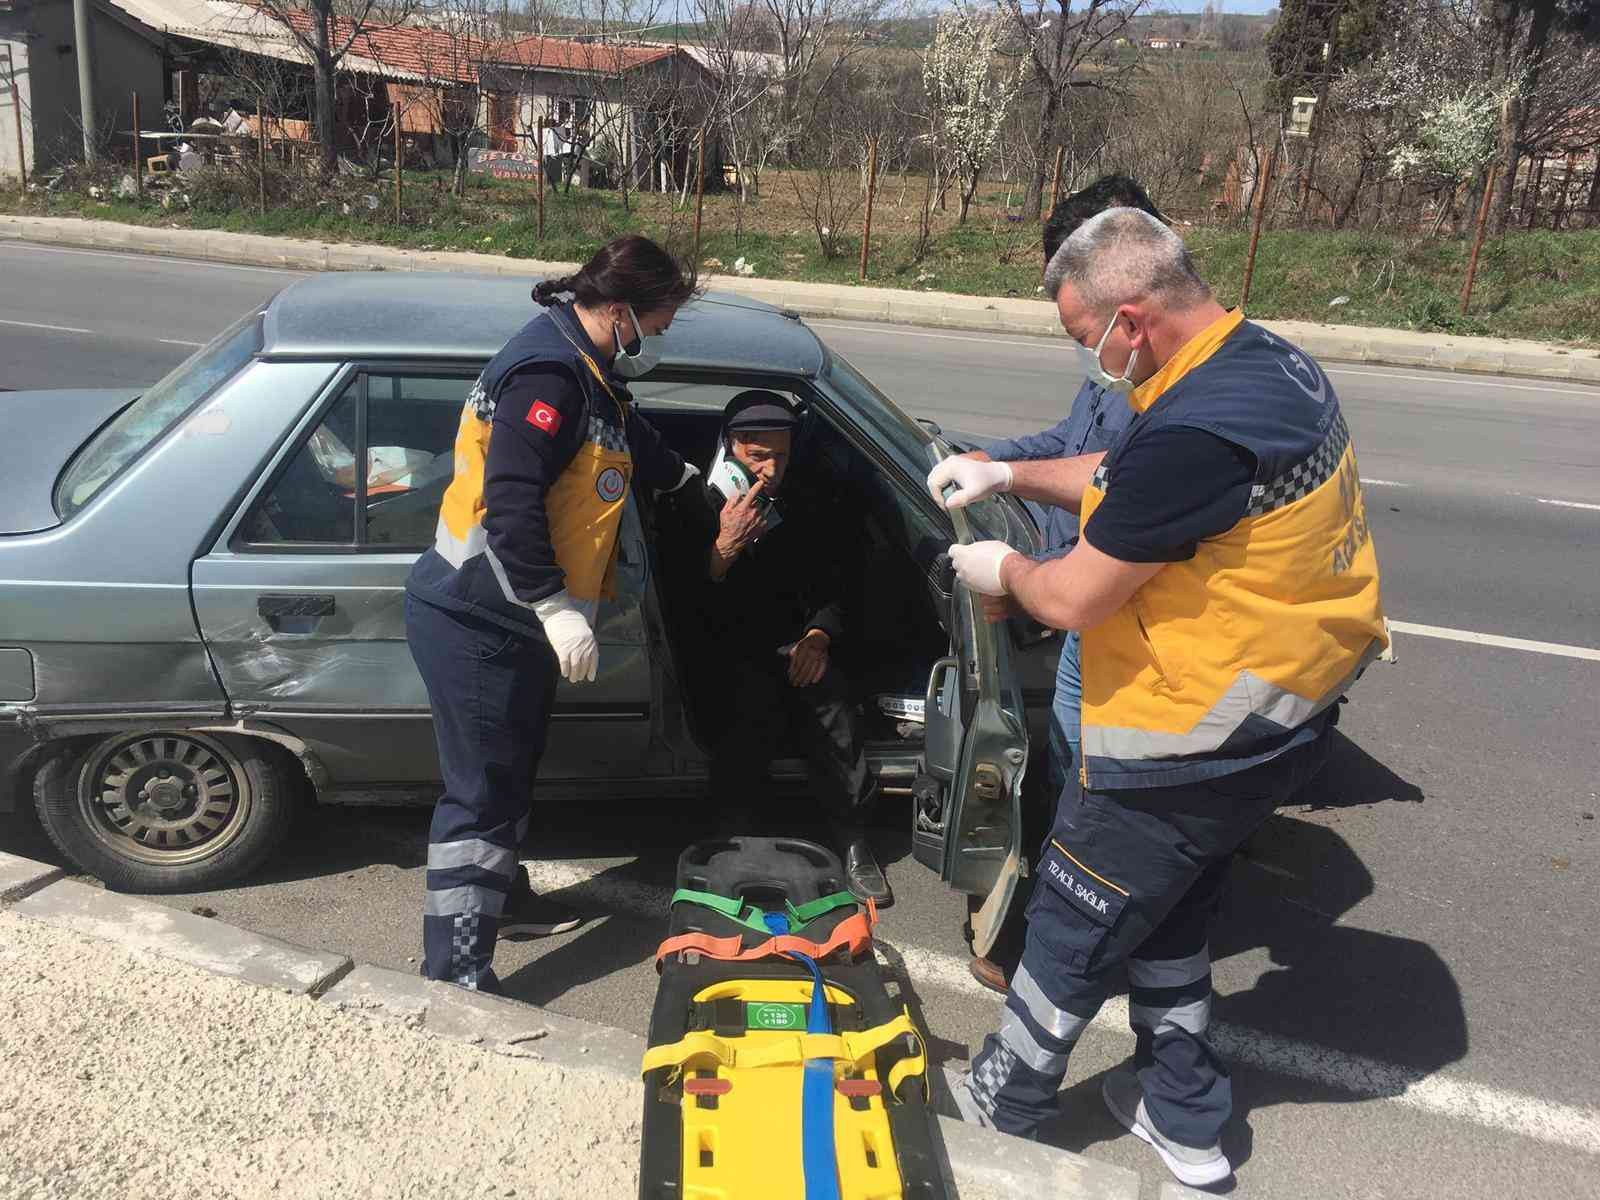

{"left": 926, "top": 456, "right": 1013, "bottom": 509}
{"left": 534, "top": 591, "right": 599, "bottom": 683}
{"left": 949, "top": 541, "right": 1019, "bottom": 596}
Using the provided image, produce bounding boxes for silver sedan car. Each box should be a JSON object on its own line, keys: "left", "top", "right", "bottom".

{"left": 0, "top": 273, "right": 1053, "bottom": 953}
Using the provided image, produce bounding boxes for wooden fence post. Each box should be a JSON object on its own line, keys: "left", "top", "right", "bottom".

{"left": 1460, "top": 165, "right": 1497, "bottom": 316}
{"left": 1048, "top": 145, "right": 1066, "bottom": 213}
{"left": 131, "top": 91, "right": 142, "bottom": 199}
{"left": 1240, "top": 143, "right": 1277, "bottom": 309}
{"left": 257, "top": 100, "right": 267, "bottom": 216}
{"left": 536, "top": 117, "right": 545, "bottom": 239}
{"left": 1523, "top": 156, "right": 1544, "bottom": 229}
{"left": 9, "top": 65, "right": 27, "bottom": 192}
{"left": 693, "top": 126, "right": 706, "bottom": 263}
{"left": 393, "top": 110, "right": 403, "bottom": 225}
{"left": 1551, "top": 153, "right": 1577, "bottom": 230}
{"left": 859, "top": 136, "right": 879, "bottom": 282}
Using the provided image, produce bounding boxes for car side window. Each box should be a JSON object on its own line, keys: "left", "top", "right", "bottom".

{"left": 239, "top": 371, "right": 471, "bottom": 550}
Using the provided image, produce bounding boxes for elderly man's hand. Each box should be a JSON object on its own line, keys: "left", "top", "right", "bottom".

{"left": 788, "top": 628, "right": 830, "bottom": 687}
{"left": 716, "top": 475, "right": 768, "bottom": 557}
{"left": 980, "top": 593, "right": 1022, "bottom": 624}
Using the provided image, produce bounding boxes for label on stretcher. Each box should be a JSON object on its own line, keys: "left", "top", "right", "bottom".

{"left": 746, "top": 1002, "right": 806, "bottom": 1031}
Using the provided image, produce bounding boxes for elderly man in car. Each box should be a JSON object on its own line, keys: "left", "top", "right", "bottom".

{"left": 677, "top": 390, "right": 892, "bottom": 905}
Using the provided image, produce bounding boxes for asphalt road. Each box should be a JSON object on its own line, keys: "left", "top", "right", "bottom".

{"left": 3, "top": 241, "right": 1598, "bottom": 1200}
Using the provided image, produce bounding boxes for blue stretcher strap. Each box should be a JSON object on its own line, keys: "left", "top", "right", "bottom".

{"left": 791, "top": 951, "right": 841, "bottom": 1200}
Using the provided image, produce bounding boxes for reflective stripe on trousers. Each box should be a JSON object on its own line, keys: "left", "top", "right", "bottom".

{"left": 964, "top": 732, "right": 1331, "bottom": 1147}
{"left": 406, "top": 592, "right": 555, "bottom": 994}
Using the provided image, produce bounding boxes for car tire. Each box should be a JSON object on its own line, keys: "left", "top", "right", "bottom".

{"left": 33, "top": 731, "right": 296, "bottom": 894}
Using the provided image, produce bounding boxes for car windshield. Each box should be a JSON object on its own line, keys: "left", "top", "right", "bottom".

{"left": 822, "top": 351, "right": 1036, "bottom": 551}
{"left": 55, "top": 311, "right": 262, "bottom": 520}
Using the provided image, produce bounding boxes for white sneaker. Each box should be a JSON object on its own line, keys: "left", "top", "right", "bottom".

{"left": 1101, "top": 1067, "right": 1232, "bottom": 1188}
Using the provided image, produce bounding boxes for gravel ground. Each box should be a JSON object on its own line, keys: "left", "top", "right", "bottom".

{"left": 0, "top": 911, "right": 642, "bottom": 1200}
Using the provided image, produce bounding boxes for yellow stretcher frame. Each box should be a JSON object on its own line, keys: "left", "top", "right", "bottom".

{"left": 641, "top": 978, "right": 929, "bottom": 1200}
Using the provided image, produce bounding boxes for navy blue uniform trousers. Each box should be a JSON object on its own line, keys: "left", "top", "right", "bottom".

{"left": 965, "top": 724, "right": 1331, "bottom": 1148}
{"left": 406, "top": 593, "right": 557, "bottom": 993}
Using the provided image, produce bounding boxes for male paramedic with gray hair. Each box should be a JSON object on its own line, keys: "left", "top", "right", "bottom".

{"left": 926, "top": 208, "right": 1387, "bottom": 1186}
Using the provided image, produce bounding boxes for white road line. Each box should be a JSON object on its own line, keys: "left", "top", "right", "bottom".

{"left": 1359, "top": 478, "right": 1410, "bottom": 487}
{"left": 1325, "top": 365, "right": 1600, "bottom": 397}
{"left": 808, "top": 320, "right": 1600, "bottom": 396}
{"left": 0, "top": 240, "right": 304, "bottom": 276}
{"left": 1389, "top": 620, "right": 1600, "bottom": 662}
{"left": 1537, "top": 497, "right": 1600, "bottom": 511}
{"left": 158, "top": 338, "right": 205, "bottom": 347}
{"left": 521, "top": 858, "right": 1600, "bottom": 1155}
{"left": 0, "top": 317, "right": 93, "bottom": 334}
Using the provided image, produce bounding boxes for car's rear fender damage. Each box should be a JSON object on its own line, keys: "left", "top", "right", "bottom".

{"left": 0, "top": 711, "right": 328, "bottom": 814}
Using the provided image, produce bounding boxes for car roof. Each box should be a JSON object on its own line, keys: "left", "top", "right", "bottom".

{"left": 259, "top": 271, "right": 827, "bottom": 377}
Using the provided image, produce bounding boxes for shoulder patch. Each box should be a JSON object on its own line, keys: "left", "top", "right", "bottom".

{"left": 526, "top": 401, "right": 563, "bottom": 436}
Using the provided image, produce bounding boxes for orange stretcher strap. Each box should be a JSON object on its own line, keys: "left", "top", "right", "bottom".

{"left": 654, "top": 902, "right": 876, "bottom": 968}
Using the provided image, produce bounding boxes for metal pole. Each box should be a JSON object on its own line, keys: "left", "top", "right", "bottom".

{"left": 72, "top": 0, "right": 98, "bottom": 163}
{"left": 693, "top": 126, "right": 705, "bottom": 263}
{"left": 536, "top": 117, "right": 546, "bottom": 239}
{"left": 1048, "top": 145, "right": 1066, "bottom": 212}
{"left": 131, "top": 91, "right": 142, "bottom": 199}
{"left": 859, "top": 136, "right": 878, "bottom": 282}
{"left": 1240, "top": 142, "right": 1277, "bottom": 309}
{"left": 1460, "top": 165, "right": 1497, "bottom": 315}
{"left": 257, "top": 99, "right": 266, "bottom": 216}
{"left": 394, "top": 109, "right": 402, "bottom": 224}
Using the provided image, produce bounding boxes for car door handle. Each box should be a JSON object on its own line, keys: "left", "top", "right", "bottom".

{"left": 257, "top": 593, "right": 336, "bottom": 620}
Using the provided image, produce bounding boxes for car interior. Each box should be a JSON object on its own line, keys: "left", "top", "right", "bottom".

{"left": 635, "top": 383, "right": 956, "bottom": 763}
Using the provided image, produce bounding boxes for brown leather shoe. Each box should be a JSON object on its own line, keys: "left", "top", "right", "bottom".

{"left": 968, "top": 955, "right": 1009, "bottom": 995}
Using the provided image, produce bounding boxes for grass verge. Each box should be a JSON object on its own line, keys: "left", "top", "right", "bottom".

{"left": 4, "top": 169, "right": 1597, "bottom": 347}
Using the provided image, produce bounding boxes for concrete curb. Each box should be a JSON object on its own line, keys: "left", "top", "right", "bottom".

{"left": 4, "top": 212, "right": 1597, "bottom": 387}
{"left": 0, "top": 849, "right": 63, "bottom": 903}
{"left": 0, "top": 848, "right": 1142, "bottom": 1200}
{"left": 6, "top": 875, "right": 351, "bottom": 994}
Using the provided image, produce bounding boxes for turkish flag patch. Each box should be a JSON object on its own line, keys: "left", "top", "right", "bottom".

{"left": 525, "top": 401, "right": 563, "bottom": 436}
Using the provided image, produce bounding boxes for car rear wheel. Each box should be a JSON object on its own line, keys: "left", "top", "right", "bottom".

{"left": 33, "top": 731, "right": 295, "bottom": 893}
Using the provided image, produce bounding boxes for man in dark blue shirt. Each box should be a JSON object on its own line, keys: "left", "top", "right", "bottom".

{"left": 957, "top": 175, "right": 1167, "bottom": 994}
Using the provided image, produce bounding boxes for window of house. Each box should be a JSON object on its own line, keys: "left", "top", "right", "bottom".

{"left": 239, "top": 371, "right": 472, "bottom": 550}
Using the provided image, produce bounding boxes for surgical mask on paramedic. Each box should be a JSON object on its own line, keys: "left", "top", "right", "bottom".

{"left": 1079, "top": 311, "right": 1138, "bottom": 395}
{"left": 612, "top": 305, "right": 663, "bottom": 379}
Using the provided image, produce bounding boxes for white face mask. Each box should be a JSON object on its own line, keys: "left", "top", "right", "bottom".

{"left": 612, "top": 305, "right": 663, "bottom": 379}
{"left": 1078, "top": 311, "right": 1138, "bottom": 395}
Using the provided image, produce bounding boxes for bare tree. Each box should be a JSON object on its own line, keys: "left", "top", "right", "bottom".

{"left": 251, "top": 0, "right": 418, "bottom": 176}
{"left": 390, "top": 0, "right": 502, "bottom": 196}
{"left": 994, "top": 0, "right": 1146, "bottom": 218}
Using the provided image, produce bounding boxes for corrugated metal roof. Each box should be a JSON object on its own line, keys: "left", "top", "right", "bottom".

{"left": 112, "top": 1, "right": 698, "bottom": 84}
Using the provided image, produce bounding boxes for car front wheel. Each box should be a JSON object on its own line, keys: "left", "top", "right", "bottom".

{"left": 34, "top": 731, "right": 295, "bottom": 893}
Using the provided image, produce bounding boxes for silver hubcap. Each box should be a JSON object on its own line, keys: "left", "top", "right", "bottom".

{"left": 80, "top": 735, "right": 251, "bottom": 866}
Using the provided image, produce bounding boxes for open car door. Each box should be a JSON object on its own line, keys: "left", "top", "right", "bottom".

{"left": 913, "top": 443, "right": 1031, "bottom": 958}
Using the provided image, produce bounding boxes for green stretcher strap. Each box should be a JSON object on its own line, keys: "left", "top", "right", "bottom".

{"left": 787, "top": 890, "right": 859, "bottom": 925}
{"left": 669, "top": 887, "right": 863, "bottom": 935}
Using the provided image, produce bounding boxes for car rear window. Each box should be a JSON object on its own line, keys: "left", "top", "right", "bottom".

{"left": 55, "top": 312, "right": 262, "bottom": 520}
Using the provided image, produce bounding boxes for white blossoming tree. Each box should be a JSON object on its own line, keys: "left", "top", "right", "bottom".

{"left": 921, "top": 9, "right": 1025, "bottom": 224}
{"left": 1333, "top": 18, "right": 1516, "bottom": 232}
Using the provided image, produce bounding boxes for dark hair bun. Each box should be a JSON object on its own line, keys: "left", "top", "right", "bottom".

{"left": 530, "top": 236, "right": 698, "bottom": 314}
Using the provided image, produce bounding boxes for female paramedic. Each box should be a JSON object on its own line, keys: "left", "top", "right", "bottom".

{"left": 405, "top": 235, "right": 702, "bottom": 993}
